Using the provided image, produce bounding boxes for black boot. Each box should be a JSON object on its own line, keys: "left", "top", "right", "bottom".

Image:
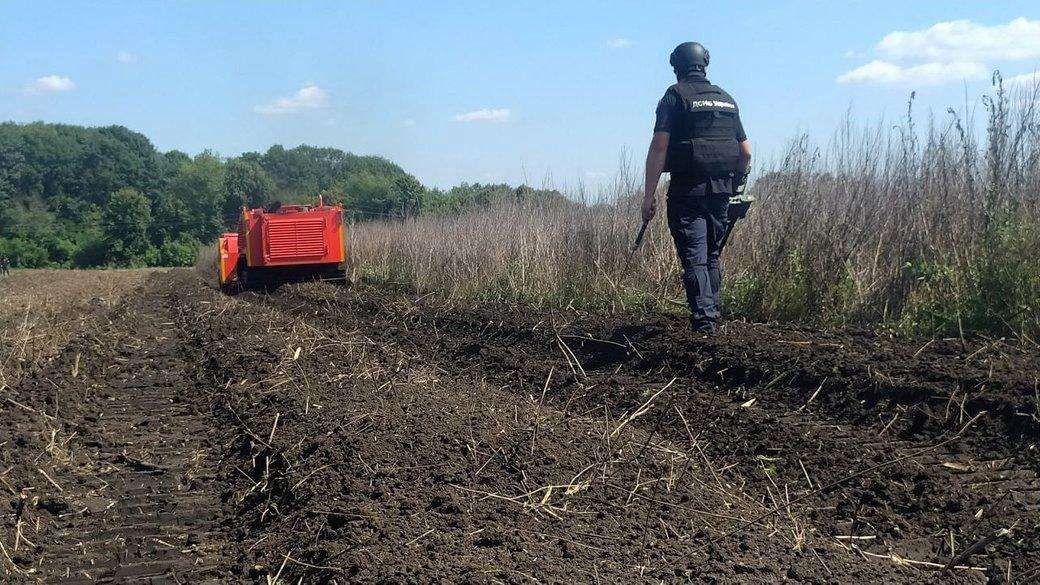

{"left": 690, "top": 317, "right": 716, "bottom": 335}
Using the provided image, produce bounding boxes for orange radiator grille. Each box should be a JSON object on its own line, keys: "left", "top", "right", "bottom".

{"left": 264, "top": 218, "right": 328, "bottom": 260}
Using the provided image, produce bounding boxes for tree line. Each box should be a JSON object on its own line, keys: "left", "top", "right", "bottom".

{"left": 0, "top": 122, "right": 565, "bottom": 268}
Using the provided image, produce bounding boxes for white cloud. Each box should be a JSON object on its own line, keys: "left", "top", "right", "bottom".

{"left": 608, "top": 37, "right": 632, "bottom": 49}
{"left": 453, "top": 108, "right": 510, "bottom": 123}
{"left": 25, "top": 75, "right": 76, "bottom": 94}
{"left": 840, "top": 18, "right": 1040, "bottom": 87}
{"left": 401, "top": 118, "right": 416, "bottom": 127}
{"left": 837, "top": 60, "right": 986, "bottom": 85}
{"left": 116, "top": 51, "right": 139, "bottom": 64}
{"left": 878, "top": 18, "right": 1040, "bottom": 63}
{"left": 254, "top": 84, "right": 330, "bottom": 115}
{"left": 1007, "top": 71, "right": 1040, "bottom": 87}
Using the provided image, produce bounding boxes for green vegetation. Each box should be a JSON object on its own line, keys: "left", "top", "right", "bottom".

{"left": 0, "top": 122, "right": 563, "bottom": 268}
{"left": 423, "top": 183, "right": 567, "bottom": 216}
{"left": 716, "top": 80, "right": 1040, "bottom": 338}
{"left": 898, "top": 219, "right": 1040, "bottom": 336}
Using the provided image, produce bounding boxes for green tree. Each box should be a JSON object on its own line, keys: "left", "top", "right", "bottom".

{"left": 0, "top": 237, "right": 49, "bottom": 268}
{"left": 223, "top": 158, "right": 275, "bottom": 225}
{"left": 393, "top": 174, "right": 426, "bottom": 215}
{"left": 0, "top": 138, "right": 26, "bottom": 200}
{"left": 103, "top": 187, "right": 152, "bottom": 266}
{"left": 341, "top": 173, "right": 396, "bottom": 218}
{"left": 157, "top": 150, "right": 191, "bottom": 190}
{"left": 257, "top": 144, "right": 412, "bottom": 201}
{"left": 149, "top": 191, "right": 191, "bottom": 247}
{"left": 0, "top": 122, "right": 431, "bottom": 267}
{"left": 167, "top": 152, "right": 226, "bottom": 241}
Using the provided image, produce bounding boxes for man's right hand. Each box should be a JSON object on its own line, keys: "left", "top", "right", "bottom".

{"left": 643, "top": 131, "right": 669, "bottom": 224}
{"left": 641, "top": 197, "right": 656, "bottom": 222}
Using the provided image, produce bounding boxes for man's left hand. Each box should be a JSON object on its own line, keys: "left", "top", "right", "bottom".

{"left": 735, "top": 170, "right": 750, "bottom": 196}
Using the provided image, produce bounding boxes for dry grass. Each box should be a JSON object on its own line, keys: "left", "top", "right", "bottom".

{"left": 0, "top": 269, "right": 153, "bottom": 388}
{"left": 349, "top": 76, "right": 1040, "bottom": 337}
{"left": 195, "top": 244, "right": 220, "bottom": 286}
{"left": 728, "top": 77, "right": 1040, "bottom": 334}
{"left": 348, "top": 190, "right": 681, "bottom": 312}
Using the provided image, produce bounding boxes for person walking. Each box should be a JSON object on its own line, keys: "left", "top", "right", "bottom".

{"left": 641, "top": 42, "right": 752, "bottom": 334}
{"left": 0, "top": 256, "right": 9, "bottom": 277}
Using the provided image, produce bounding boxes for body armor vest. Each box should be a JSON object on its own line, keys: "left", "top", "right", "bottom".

{"left": 664, "top": 80, "right": 742, "bottom": 178}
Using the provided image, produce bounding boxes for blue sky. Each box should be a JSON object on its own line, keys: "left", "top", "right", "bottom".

{"left": 3, "top": 1, "right": 1040, "bottom": 189}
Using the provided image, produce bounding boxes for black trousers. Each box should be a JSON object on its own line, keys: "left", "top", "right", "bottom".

{"left": 667, "top": 177, "right": 731, "bottom": 326}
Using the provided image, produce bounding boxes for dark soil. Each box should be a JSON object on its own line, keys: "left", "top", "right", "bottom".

{"left": 1, "top": 273, "right": 231, "bottom": 583}
{"left": 2, "top": 269, "right": 1037, "bottom": 583}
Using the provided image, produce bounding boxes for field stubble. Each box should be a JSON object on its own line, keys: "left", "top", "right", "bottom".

{"left": 205, "top": 275, "right": 1038, "bottom": 582}
{"left": 1, "top": 269, "right": 1037, "bottom": 582}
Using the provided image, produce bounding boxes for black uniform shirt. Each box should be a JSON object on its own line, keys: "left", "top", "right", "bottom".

{"left": 654, "top": 74, "right": 746, "bottom": 193}
{"left": 654, "top": 77, "right": 746, "bottom": 141}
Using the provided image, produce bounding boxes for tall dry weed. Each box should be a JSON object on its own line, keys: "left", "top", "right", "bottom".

{"left": 349, "top": 76, "right": 1040, "bottom": 336}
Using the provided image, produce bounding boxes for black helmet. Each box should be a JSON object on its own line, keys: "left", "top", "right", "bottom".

{"left": 670, "top": 42, "right": 710, "bottom": 76}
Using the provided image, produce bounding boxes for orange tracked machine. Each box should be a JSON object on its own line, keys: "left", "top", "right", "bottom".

{"left": 217, "top": 198, "right": 347, "bottom": 293}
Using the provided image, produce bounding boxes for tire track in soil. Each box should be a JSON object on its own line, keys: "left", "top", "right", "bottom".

{"left": 12, "top": 275, "right": 231, "bottom": 584}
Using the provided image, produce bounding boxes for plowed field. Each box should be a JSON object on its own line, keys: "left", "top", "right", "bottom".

{"left": 1, "top": 269, "right": 1037, "bottom": 583}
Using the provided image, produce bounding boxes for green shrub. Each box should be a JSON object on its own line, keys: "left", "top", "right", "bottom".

{"left": 154, "top": 237, "right": 200, "bottom": 267}
{"left": 72, "top": 237, "right": 109, "bottom": 268}
{"left": 0, "top": 237, "right": 50, "bottom": 268}
{"left": 900, "top": 219, "right": 1040, "bottom": 336}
